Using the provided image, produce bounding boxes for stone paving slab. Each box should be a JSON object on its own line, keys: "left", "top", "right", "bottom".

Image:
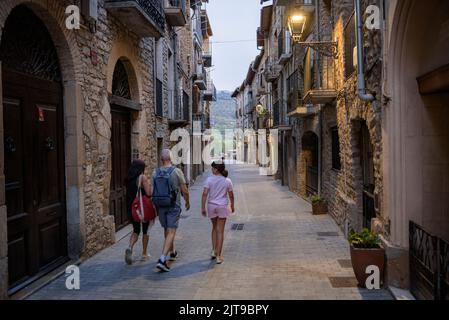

{"left": 28, "top": 164, "right": 393, "bottom": 300}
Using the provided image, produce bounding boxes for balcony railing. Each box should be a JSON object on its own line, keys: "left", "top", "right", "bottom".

{"left": 105, "top": 0, "right": 165, "bottom": 38}
{"left": 410, "top": 221, "right": 449, "bottom": 300}
{"left": 277, "top": 0, "right": 315, "bottom": 6}
{"left": 165, "top": 0, "right": 187, "bottom": 26}
{"left": 202, "top": 52, "right": 212, "bottom": 68}
{"left": 278, "top": 29, "right": 292, "bottom": 65}
{"left": 263, "top": 57, "right": 282, "bottom": 83}
{"left": 194, "top": 65, "right": 207, "bottom": 90}
{"left": 203, "top": 80, "right": 217, "bottom": 101}
{"left": 303, "top": 49, "right": 337, "bottom": 105}
{"left": 245, "top": 99, "right": 254, "bottom": 115}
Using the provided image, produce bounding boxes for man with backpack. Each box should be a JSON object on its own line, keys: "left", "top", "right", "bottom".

{"left": 152, "top": 149, "right": 190, "bottom": 272}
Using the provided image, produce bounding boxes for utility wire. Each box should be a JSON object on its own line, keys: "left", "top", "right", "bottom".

{"left": 210, "top": 39, "right": 256, "bottom": 44}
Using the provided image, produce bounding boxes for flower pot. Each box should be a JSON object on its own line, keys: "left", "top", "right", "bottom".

{"left": 312, "top": 201, "right": 327, "bottom": 215}
{"left": 350, "top": 245, "right": 385, "bottom": 288}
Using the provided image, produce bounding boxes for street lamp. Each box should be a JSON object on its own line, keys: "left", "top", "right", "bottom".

{"left": 286, "top": 5, "right": 337, "bottom": 59}
{"left": 288, "top": 14, "right": 307, "bottom": 42}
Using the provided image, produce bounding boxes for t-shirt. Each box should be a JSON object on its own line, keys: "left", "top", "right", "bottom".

{"left": 152, "top": 166, "right": 186, "bottom": 208}
{"left": 204, "top": 175, "right": 233, "bottom": 207}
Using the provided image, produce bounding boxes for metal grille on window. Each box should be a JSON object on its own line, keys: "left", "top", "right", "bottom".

{"left": 112, "top": 60, "right": 132, "bottom": 99}
{"left": 0, "top": 6, "right": 61, "bottom": 82}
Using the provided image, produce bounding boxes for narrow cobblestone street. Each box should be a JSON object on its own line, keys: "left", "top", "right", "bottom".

{"left": 28, "top": 164, "right": 392, "bottom": 300}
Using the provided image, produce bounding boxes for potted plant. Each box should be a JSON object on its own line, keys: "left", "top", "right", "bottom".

{"left": 349, "top": 228, "right": 385, "bottom": 288}
{"left": 311, "top": 194, "right": 328, "bottom": 215}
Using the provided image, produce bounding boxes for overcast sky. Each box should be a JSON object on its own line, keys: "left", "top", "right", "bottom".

{"left": 206, "top": 0, "right": 270, "bottom": 92}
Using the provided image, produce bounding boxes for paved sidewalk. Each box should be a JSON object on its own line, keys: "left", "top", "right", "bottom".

{"left": 28, "top": 163, "right": 392, "bottom": 300}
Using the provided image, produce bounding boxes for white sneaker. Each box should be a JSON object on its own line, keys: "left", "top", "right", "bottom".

{"left": 216, "top": 256, "right": 224, "bottom": 264}
{"left": 211, "top": 250, "right": 217, "bottom": 259}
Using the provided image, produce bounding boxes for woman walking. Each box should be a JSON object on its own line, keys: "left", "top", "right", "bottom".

{"left": 201, "top": 161, "right": 235, "bottom": 264}
{"left": 124, "top": 159, "right": 154, "bottom": 265}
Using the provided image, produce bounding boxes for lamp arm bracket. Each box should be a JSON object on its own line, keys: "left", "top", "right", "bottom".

{"left": 297, "top": 41, "right": 338, "bottom": 59}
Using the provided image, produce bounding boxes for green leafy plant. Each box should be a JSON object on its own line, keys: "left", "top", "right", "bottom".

{"left": 311, "top": 194, "right": 325, "bottom": 204}
{"left": 349, "top": 228, "right": 381, "bottom": 248}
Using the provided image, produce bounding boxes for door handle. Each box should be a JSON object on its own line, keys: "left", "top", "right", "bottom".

{"left": 5, "top": 136, "right": 16, "bottom": 153}
{"left": 44, "top": 137, "right": 56, "bottom": 151}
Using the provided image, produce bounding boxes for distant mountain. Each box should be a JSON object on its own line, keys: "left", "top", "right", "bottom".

{"left": 210, "top": 90, "right": 236, "bottom": 133}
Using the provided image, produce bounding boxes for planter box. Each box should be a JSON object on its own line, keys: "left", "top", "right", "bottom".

{"left": 312, "top": 201, "right": 327, "bottom": 215}
{"left": 350, "top": 245, "right": 386, "bottom": 288}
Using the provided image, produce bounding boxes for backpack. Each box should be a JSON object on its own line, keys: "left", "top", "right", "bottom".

{"left": 152, "top": 167, "right": 176, "bottom": 208}
{"left": 131, "top": 175, "right": 156, "bottom": 223}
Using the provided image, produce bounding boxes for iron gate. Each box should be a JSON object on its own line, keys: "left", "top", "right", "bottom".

{"left": 409, "top": 221, "right": 449, "bottom": 300}
{"left": 306, "top": 165, "right": 318, "bottom": 196}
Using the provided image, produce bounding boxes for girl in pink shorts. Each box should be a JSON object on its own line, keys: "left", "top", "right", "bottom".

{"left": 201, "top": 161, "right": 235, "bottom": 264}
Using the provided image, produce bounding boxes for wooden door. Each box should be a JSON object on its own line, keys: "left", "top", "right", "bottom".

{"left": 3, "top": 70, "right": 67, "bottom": 291}
{"left": 110, "top": 106, "right": 131, "bottom": 231}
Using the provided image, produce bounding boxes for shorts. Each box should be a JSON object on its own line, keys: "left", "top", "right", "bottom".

{"left": 158, "top": 206, "right": 182, "bottom": 229}
{"left": 207, "top": 203, "right": 231, "bottom": 219}
{"left": 132, "top": 221, "right": 150, "bottom": 235}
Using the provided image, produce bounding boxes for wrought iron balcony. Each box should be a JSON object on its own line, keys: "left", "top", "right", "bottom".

{"left": 203, "top": 80, "right": 217, "bottom": 101}
{"left": 263, "top": 57, "right": 282, "bottom": 83}
{"left": 277, "top": 29, "right": 292, "bottom": 66}
{"left": 202, "top": 52, "right": 212, "bottom": 68}
{"left": 277, "top": 0, "right": 315, "bottom": 13}
{"left": 193, "top": 65, "right": 207, "bottom": 90}
{"left": 105, "top": 0, "right": 165, "bottom": 38}
{"left": 287, "top": 105, "right": 317, "bottom": 118}
{"left": 303, "top": 52, "right": 337, "bottom": 105}
{"left": 164, "top": 0, "right": 187, "bottom": 26}
{"left": 245, "top": 98, "right": 255, "bottom": 115}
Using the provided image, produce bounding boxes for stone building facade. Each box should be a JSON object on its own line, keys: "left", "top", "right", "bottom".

{"left": 237, "top": 0, "right": 449, "bottom": 295}
{"left": 0, "top": 0, "right": 214, "bottom": 299}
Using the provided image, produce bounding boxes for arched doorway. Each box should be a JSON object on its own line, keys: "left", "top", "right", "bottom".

{"left": 109, "top": 59, "right": 134, "bottom": 231}
{"left": 0, "top": 5, "right": 67, "bottom": 290}
{"left": 301, "top": 131, "right": 319, "bottom": 196}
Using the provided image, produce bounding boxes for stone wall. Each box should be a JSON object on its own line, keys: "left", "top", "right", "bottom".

{"left": 320, "top": 0, "right": 386, "bottom": 235}
{"left": 76, "top": 0, "right": 162, "bottom": 256}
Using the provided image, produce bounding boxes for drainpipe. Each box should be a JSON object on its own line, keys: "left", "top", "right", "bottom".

{"left": 315, "top": 0, "right": 322, "bottom": 196}
{"left": 355, "top": 0, "right": 375, "bottom": 102}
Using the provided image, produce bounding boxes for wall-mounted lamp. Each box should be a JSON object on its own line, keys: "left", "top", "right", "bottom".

{"left": 288, "top": 14, "right": 307, "bottom": 42}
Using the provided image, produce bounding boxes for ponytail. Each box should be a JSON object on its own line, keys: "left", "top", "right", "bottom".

{"left": 211, "top": 161, "right": 228, "bottom": 178}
